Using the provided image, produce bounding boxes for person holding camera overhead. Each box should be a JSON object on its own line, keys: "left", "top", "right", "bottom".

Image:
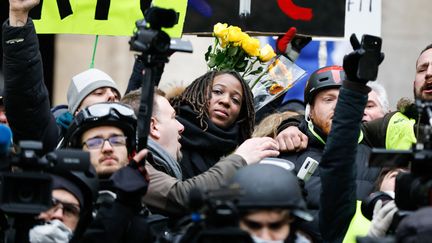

{"left": 272, "top": 64, "right": 381, "bottom": 242}
{"left": 3, "top": 0, "right": 122, "bottom": 156}
{"left": 317, "top": 34, "right": 385, "bottom": 242}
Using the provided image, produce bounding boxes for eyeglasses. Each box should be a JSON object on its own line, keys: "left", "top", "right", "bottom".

{"left": 83, "top": 135, "right": 127, "bottom": 150}
{"left": 242, "top": 218, "right": 290, "bottom": 231}
{"left": 48, "top": 198, "right": 81, "bottom": 218}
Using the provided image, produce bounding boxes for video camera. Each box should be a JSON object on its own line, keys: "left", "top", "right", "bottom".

{"left": 0, "top": 140, "right": 91, "bottom": 215}
{"left": 129, "top": 7, "right": 192, "bottom": 59}
{"left": 128, "top": 6, "right": 192, "bottom": 151}
{"left": 177, "top": 185, "right": 253, "bottom": 243}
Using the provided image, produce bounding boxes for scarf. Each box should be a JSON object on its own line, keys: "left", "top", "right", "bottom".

{"left": 176, "top": 104, "right": 242, "bottom": 179}
{"left": 147, "top": 138, "right": 183, "bottom": 180}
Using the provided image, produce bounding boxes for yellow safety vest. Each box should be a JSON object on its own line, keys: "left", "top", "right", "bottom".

{"left": 385, "top": 112, "right": 416, "bottom": 150}
{"left": 343, "top": 112, "right": 416, "bottom": 242}
{"left": 343, "top": 201, "right": 371, "bottom": 243}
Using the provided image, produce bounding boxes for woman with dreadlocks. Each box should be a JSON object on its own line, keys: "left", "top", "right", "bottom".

{"left": 171, "top": 70, "right": 255, "bottom": 179}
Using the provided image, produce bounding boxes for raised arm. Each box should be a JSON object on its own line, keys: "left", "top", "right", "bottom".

{"left": 3, "top": 0, "right": 58, "bottom": 153}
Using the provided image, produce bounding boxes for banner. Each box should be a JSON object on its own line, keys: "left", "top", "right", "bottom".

{"left": 345, "top": 0, "right": 381, "bottom": 38}
{"left": 183, "top": 0, "right": 346, "bottom": 37}
{"left": 31, "top": 0, "right": 187, "bottom": 37}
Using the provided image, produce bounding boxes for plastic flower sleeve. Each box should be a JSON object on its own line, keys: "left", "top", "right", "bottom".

{"left": 251, "top": 55, "right": 306, "bottom": 111}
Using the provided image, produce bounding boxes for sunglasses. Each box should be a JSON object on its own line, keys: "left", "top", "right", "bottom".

{"left": 48, "top": 197, "right": 81, "bottom": 218}
{"left": 83, "top": 135, "right": 127, "bottom": 150}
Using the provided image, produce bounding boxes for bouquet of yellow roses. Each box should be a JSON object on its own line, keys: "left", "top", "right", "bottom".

{"left": 206, "top": 23, "right": 306, "bottom": 111}
{"left": 205, "top": 23, "right": 276, "bottom": 79}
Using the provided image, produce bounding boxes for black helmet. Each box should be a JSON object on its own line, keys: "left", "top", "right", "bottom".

{"left": 304, "top": 65, "right": 345, "bottom": 104}
{"left": 63, "top": 102, "right": 137, "bottom": 153}
{"left": 230, "top": 164, "right": 312, "bottom": 221}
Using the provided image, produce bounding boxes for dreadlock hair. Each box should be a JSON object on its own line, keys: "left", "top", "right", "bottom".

{"left": 171, "top": 70, "right": 255, "bottom": 141}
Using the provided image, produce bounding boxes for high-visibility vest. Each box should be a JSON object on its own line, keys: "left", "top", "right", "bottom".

{"left": 344, "top": 112, "right": 416, "bottom": 242}
{"left": 385, "top": 112, "right": 416, "bottom": 150}
{"left": 343, "top": 201, "right": 371, "bottom": 243}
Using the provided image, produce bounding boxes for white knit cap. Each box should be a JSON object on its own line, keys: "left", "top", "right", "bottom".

{"left": 67, "top": 68, "right": 120, "bottom": 114}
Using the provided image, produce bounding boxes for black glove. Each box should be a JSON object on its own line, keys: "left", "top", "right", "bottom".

{"left": 110, "top": 159, "right": 149, "bottom": 211}
{"left": 343, "top": 34, "right": 385, "bottom": 84}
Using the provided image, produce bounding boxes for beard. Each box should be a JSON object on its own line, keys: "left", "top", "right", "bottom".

{"left": 312, "top": 117, "right": 332, "bottom": 136}
{"left": 416, "top": 82, "right": 432, "bottom": 101}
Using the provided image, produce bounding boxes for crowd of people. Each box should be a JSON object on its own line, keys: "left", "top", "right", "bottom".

{"left": 2, "top": 0, "right": 432, "bottom": 242}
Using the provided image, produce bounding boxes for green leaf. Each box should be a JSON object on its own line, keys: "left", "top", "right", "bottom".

{"left": 207, "top": 55, "right": 217, "bottom": 68}
{"left": 205, "top": 46, "right": 212, "bottom": 62}
{"left": 215, "top": 51, "right": 226, "bottom": 65}
{"left": 236, "top": 60, "right": 247, "bottom": 69}
{"left": 249, "top": 66, "right": 264, "bottom": 75}
{"left": 227, "top": 46, "right": 238, "bottom": 57}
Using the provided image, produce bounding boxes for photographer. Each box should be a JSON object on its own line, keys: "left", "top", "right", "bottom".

{"left": 28, "top": 172, "right": 98, "bottom": 243}
{"left": 361, "top": 168, "right": 406, "bottom": 238}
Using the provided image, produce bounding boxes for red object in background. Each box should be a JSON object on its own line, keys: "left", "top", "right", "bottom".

{"left": 277, "top": 0, "right": 313, "bottom": 21}
{"left": 276, "top": 27, "right": 297, "bottom": 53}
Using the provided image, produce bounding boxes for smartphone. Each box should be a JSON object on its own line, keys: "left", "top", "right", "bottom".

{"left": 357, "top": 34, "right": 382, "bottom": 81}
{"left": 297, "top": 157, "right": 319, "bottom": 182}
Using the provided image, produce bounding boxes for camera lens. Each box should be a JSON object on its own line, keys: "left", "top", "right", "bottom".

{"left": 361, "top": 191, "right": 394, "bottom": 220}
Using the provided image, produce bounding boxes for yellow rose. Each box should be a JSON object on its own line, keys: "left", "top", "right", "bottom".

{"left": 232, "top": 32, "right": 249, "bottom": 46}
{"left": 259, "top": 44, "right": 276, "bottom": 62}
{"left": 241, "top": 37, "right": 260, "bottom": 57}
{"left": 213, "top": 23, "right": 228, "bottom": 39}
{"left": 227, "top": 26, "right": 245, "bottom": 43}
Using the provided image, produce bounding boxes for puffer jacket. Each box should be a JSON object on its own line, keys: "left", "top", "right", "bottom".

{"left": 279, "top": 102, "right": 380, "bottom": 242}
{"left": 3, "top": 18, "right": 58, "bottom": 154}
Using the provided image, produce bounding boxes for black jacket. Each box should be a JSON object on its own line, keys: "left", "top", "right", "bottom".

{"left": 82, "top": 165, "right": 166, "bottom": 243}
{"left": 279, "top": 83, "right": 379, "bottom": 242}
{"left": 2, "top": 19, "right": 58, "bottom": 154}
{"left": 319, "top": 81, "right": 371, "bottom": 242}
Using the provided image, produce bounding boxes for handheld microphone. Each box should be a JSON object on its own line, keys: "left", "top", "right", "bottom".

{"left": 0, "top": 124, "right": 12, "bottom": 157}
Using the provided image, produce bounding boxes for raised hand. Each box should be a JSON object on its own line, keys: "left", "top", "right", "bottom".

{"left": 234, "top": 137, "right": 280, "bottom": 165}
{"left": 343, "top": 34, "right": 384, "bottom": 83}
{"left": 9, "top": 0, "right": 40, "bottom": 26}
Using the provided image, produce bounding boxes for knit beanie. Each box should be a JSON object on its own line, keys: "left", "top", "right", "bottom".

{"left": 51, "top": 174, "right": 84, "bottom": 209}
{"left": 67, "top": 68, "right": 120, "bottom": 115}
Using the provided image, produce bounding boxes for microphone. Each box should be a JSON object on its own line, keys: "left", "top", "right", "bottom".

{"left": 0, "top": 124, "right": 12, "bottom": 157}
